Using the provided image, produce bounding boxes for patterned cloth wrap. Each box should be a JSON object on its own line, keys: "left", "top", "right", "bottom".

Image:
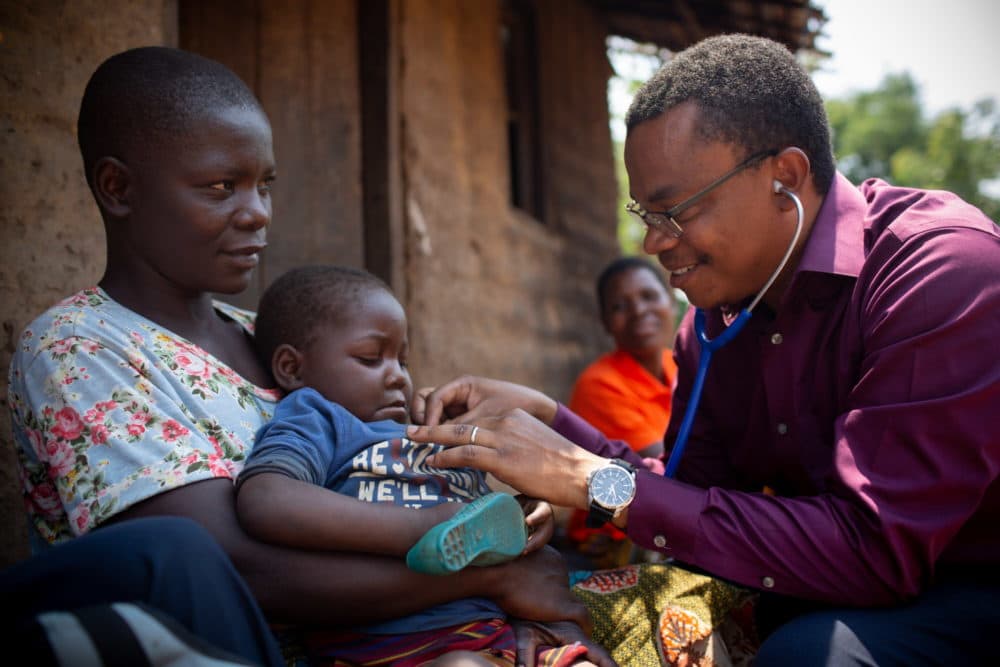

{"left": 571, "top": 563, "right": 758, "bottom": 666}
{"left": 278, "top": 617, "right": 589, "bottom": 666}
{"left": 278, "top": 564, "right": 757, "bottom": 667}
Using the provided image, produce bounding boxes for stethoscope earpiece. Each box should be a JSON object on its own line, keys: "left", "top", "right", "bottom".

{"left": 773, "top": 179, "right": 785, "bottom": 194}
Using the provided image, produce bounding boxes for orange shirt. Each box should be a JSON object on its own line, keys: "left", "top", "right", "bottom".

{"left": 565, "top": 349, "right": 676, "bottom": 544}
{"left": 568, "top": 349, "right": 676, "bottom": 452}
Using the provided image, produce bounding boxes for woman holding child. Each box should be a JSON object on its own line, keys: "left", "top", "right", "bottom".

{"left": 7, "top": 46, "right": 610, "bottom": 666}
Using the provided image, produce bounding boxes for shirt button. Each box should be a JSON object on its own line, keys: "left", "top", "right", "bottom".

{"left": 653, "top": 535, "right": 667, "bottom": 548}
{"left": 770, "top": 333, "right": 783, "bottom": 345}
{"left": 776, "top": 423, "right": 788, "bottom": 435}
{"left": 762, "top": 576, "right": 775, "bottom": 589}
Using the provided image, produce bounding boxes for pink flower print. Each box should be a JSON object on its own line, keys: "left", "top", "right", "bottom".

{"left": 97, "top": 400, "right": 117, "bottom": 412}
{"left": 127, "top": 423, "right": 146, "bottom": 438}
{"left": 182, "top": 453, "right": 199, "bottom": 466}
{"left": 130, "top": 331, "right": 143, "bottom": 344}
{"left": 69, "top": 504, "right": 91, "bottom": 534}
{"left": 162, "top": 420, "right": 190, "bottom": 442}
{"left": 80, "top": 340, "right": 101, "bottom": 354}
{"left": 90, "top": 424, "right": 109, "bottom": 445}
{"left": 45, "top": 440, "right": 76, "bottom": 478}
{"left": 26, "top": 428, "right": 45, "bottom": 459}
{"left": 51, "top": 407, "right": 85, "bottom": 441}
{"left": 207, "top": 453, "right": 234, "bottom": 477}
{"left": 30, "top": 482, "right": 62, "bottom": 519}
{"left": 175, "top": 352, "right": 213, "bottom": 379}
{"left": 51, "top": 339, "right": 75, "bottom": 355}
{"left": 84, "top": 408, "right": 105, "bottom": 424}
{"left": 217, "top": 365, "right": 242, "bottom": 385}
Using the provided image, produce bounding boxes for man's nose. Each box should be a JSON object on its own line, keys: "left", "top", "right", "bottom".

{"left": 642, "top": 225, "right": 681, "bottom": 255}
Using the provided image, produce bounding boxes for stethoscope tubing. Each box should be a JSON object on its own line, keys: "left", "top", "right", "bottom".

{"left": 663, "top": 186, "right": 804, "bottom": 478}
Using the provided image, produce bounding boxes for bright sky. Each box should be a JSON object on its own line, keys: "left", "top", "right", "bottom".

{"left": 811, "top": 0, "right": 1000, "bottom": 114}
{"left": 609, "top": 0, "right": 1000, "bottom": 138}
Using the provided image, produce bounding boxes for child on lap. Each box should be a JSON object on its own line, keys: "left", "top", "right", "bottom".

{"left": 235, "top": 265, "right": 594, "bottom": 666}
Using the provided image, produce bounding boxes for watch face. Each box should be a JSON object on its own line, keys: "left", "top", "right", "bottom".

{"left": 590, "top": 464, "right": 635, "bottom": 509}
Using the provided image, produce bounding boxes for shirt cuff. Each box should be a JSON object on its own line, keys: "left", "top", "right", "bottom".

{"left": 626, "top": 469, "right": 705, "bottom": 563}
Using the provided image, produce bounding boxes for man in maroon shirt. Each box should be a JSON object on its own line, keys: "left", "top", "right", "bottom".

{"left": 409, "top": 34, "right": 1000, "bottom": 664}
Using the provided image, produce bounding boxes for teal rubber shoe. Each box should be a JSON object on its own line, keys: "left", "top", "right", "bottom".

{"left": 406, "top": 492, "right": 528, "bottom": 575}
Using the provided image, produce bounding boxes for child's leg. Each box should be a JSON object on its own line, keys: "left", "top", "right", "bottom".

{"left": 406, "top": 492, "right": 527, "bottom": 575}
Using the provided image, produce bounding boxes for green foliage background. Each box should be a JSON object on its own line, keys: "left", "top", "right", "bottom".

{"left": 826, "top": 73, "right": 1000, "bottom": 222}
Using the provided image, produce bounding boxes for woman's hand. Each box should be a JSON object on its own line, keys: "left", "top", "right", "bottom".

{"left": 488, "top": 546, "right": 593, "bottom": 630}
{"left": 517, "top": 496, "right": 555, "bottom": 554}
{"left": 511, "top": 619, "right": 618, "bottom": 667}
{"left": 407, "top": 409, "right": 606, "bottom": 509}
{"left": 412, "top": 375, "right": 558, "bottom": 427}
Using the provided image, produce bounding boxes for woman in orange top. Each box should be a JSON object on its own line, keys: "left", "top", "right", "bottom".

{"left": 565, "top": 257, "right": 678, "bottom": 567}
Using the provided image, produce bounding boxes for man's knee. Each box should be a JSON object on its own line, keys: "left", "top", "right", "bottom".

{"left": 755, "top": 613, "right": 876, "bottom": 667}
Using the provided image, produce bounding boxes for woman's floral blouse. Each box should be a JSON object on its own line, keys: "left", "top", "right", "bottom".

{"left": 7, "top": 287, "right": 281, "bottom": 544}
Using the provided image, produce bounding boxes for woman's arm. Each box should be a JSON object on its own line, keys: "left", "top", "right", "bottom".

{"left": 114, "top": 478, "right": 593, "bottom": 628}
{"left": 235, "top": 472, "right": 455, "bottom": 555}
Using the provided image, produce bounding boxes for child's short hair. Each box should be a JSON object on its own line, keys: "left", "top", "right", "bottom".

{"left": 254, "top": 265, "right": 393, "bottom": 369}
{"left": 77, "top": 46, "right": 263, "bottom": 190}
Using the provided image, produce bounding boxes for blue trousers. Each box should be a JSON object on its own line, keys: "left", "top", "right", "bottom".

{"left": 754, "top": 577, "right": 1000, "bottom": 666}
{"left": 0, "top": 516, "right": 284, "bottom": 666}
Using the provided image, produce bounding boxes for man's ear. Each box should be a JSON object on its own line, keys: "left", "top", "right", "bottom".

{"left": 271, "top": 344, "right": 306, "bottom": 392}
{"left": 771, "top": 148, "right": 811, "bottom": 211}
{"left": 93, "top": 156, "right": 132, "bottom": 219}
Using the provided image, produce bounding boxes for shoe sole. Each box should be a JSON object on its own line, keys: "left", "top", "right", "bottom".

{"left": 406, "top": 492, "right": 527, "bottom": 575}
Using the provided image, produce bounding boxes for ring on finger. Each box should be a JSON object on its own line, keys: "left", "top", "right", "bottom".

{"left": 470, "top": 426, "right": 479, "bottom": 445}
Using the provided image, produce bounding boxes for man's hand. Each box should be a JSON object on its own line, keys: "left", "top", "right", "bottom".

{"left": 407, "top": 409, "right": 605, "bottom": 509}
{"left": 412, "top": 375, "right": 558, "bottom": 427}
{"left": 512, "top": 619, "right": 617, "bottom": 667}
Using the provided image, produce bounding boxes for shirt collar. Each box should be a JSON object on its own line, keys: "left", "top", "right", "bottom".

{"left": 796, "top": 172, "right": 867, "bottom": 279}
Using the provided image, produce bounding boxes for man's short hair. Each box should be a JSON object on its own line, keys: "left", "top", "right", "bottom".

{"left": 625, "top": 34, "right": 835, "bottom": 194}
{"left": 596, "top": 256, "right": 671, "bottom": 316}
{"left": 77, "top": 46, "right": 263, "bottom": 189}
{"left": 254, "top": 265, "right": 392, "bottom": 369}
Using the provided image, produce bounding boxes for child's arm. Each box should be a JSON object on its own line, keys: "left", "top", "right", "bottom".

{"left": 517, "top": 495, "right": 555, "bottom": 554}
{"left": 236, "top": 471, "right": 459, "bottom": 556}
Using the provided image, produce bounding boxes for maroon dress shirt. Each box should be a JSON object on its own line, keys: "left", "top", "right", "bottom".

{"left": 553, "top": 173, "right": 1000, "bottom": 606}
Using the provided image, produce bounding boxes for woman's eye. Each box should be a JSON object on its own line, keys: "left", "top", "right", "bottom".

{"left": 355, "top": 356, "right": 380, "bottom": 366}
{"left": 258, "top": 177, "right": 275, "bottom": 195}
{"left": 210, "top": 181, "right": 235, "bottom": 192}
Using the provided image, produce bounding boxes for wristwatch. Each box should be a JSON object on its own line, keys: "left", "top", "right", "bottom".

{"left": 585, "top": 458, "right": 637, "bottom": 528}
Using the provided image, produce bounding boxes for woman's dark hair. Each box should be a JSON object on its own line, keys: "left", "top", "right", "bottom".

{"left": 78, "top": 46, "right": 264, "bottom": 190}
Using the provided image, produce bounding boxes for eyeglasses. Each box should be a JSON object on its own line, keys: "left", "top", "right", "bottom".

{"left": 626, "top": 149, "right": 778, "bottom": 238}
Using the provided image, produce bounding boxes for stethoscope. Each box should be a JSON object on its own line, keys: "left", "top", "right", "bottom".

{"left": 663, "top": 181, "right": 804, "bottom": 478}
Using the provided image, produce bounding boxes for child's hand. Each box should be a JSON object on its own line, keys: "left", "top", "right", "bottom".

{"left": 641, "top": 456, "right": 665, "bottom": 475}
{"left": 517, "top": 495, "right": 554, "bottom": 554}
